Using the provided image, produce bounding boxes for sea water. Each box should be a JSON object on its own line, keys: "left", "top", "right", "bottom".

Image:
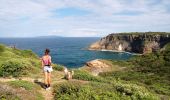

{"left": 0, "top": 37, "right": 133, "bottom": 68}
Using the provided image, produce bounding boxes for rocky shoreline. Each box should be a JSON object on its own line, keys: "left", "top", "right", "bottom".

{"left": 88, "top": 48, "right": 142, "bottom": 55}
{"left": 88, "top": 32, "right": 170, "bottom": 54}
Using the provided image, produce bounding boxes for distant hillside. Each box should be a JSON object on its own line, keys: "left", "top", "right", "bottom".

{"left": 88, "top": 32, "right": 170, "bottom": 54}
{"left": 35, "top": 35, "right": 63, "bottom": 38}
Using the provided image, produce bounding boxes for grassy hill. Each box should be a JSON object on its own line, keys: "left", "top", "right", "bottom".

{"left": 0, "top": 44, "right": 42, "bottom": 77}
{"left": 53, "top": 43, "right": 170, "bottom": 100}
{"left": 0, "top": 44, "right": 64, "bottom": 100}
{"left": 0, "top": 43, "right": 170, "bottom": 100}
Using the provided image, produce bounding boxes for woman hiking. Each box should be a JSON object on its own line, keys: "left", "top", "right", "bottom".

{"left": 41, "top": 49, "right": 53, "bottom": 90}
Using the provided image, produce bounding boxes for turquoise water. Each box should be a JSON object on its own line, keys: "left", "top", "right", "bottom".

{"left": 0, "top": 37, "right": 133, "bottom": 68}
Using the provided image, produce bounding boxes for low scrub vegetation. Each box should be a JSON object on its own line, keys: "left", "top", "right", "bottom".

{"left": 99, "top": 43, "right": 170, "bottom": 99}
{"left": 53, "top": 64, "right": 65, "bottom": 71}
{"left": 0, "top": 59, "right": 33, "bottom": 77}
{"left": 73, "top": 69, "right": 104, "bottom": 82}
{"left": 0, "top": 44, "right": 41, "bottom": 77}
{"left": 53, "top": 81, "right": 159, "bottom": 100}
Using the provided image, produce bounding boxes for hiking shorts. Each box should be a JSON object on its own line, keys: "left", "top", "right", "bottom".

{"left": 44, "top": 66, "right": 53, "bottom": 73}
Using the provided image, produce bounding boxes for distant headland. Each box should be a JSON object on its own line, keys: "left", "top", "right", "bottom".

{"left": 88, "top": 32, "right": 170, "bottom": 54}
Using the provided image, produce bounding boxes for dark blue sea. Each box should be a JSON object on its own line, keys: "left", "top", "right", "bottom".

{"left": 0, "top": 37, "right": 133, "bottom": 68}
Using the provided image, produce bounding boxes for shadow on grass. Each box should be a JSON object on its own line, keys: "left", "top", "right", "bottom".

{"left": 34, "top": 80, "right": 46, "bottom": 89}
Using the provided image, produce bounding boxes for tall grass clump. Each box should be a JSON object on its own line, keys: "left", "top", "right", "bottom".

{"left": 0, "top": 44, "right": 5, "bottom": 54}
{"left": 73, "top": 69, "right": 104, "bottom": 82}
{"left": 0, "top": 59, "right": 33, "bottom": 77}
{"left": 53, "top": 81, "right": 159, "bottom": 100}
{"left": 52, "top": 64, "right": 64, "bottom": 71}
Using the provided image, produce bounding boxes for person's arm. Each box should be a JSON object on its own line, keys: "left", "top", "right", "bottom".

{"left": 49, "top": 56, "right": 52, "bottom": 66}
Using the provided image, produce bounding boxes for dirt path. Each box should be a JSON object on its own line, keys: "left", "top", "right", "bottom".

{"left": 0, "top": 70, "right": 66, "bottom": 100}
{"left": 0, "top": 70, "right": 90, "bottom": 100}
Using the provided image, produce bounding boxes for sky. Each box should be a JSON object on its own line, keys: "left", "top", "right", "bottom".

{"left": 0, "top": 0, "right": 170, "bottom": 37}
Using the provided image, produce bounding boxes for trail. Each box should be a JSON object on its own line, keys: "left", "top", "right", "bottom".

{"left": 0, "top": 71, "right": 66, "bottom": 100}
{"left": 0, "top": 71, "right": 89, "bottom": 100}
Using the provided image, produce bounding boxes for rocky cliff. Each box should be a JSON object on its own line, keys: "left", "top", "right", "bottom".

{"left": 88, "top": 32, "right": 170, "bottom": 54}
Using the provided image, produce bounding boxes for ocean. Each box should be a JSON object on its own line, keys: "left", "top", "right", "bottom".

{"left": 0, "top": 37, "right": 133, "bottom": 68}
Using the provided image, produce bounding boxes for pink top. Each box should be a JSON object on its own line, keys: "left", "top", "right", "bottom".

{"left": 42, "top": 56, "right": 51, "bottom": 65}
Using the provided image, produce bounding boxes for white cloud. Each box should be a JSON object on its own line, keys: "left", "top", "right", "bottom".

{"left": 0, "top": 0, "right": 170, "bottom": 37}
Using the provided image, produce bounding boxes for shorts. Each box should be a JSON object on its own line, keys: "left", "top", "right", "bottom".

{"left": 44, "top": 66, "right": 53, "bottom": 73}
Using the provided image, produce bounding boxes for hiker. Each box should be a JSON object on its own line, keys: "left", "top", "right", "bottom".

{"left": 41, "top": 49, "right": 53, "bottom": 90}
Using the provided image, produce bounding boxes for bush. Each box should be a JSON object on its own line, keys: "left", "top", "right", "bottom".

{"left": 21, "top": 50, "right": 38, "bottom": 58}
{"left": 0, "top": 59, "right": 33, "bottom": 77}
{"left": 53, "top": 64, "right": 64, "bottom": 71}
{"left": 53, "top": 82, "right": 118, "bottom": 100}
{"left": 73, "top": 70, "right": 104, "bottom": 82}
{"left": 0, "top": 44, "right": 5, "bottom": 53}
{"left": 53, "top": 81, "right": 159, "bottom": 100}
{"left": 114, "top": 83, "right": 159, "bottom": 100}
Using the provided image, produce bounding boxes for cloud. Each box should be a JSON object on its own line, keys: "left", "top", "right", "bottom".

{"left": 0, "top": 0, "right": 170, "bottom": 37}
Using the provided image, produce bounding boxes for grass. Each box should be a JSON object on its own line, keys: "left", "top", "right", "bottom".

{"left": 8, "top": 80, "right": 40, "bottom": 90}
{"left": 0, "top": 82, "right": 20, "bottom": 100}
{"left": 0, "top": 44, "right": 41, "bottom": 77}
{"left": 73, "top": 69, "right": 104, "bottom": 82}
{"left": 53, "top": 64, "right": 65, "bottom": 71}
{"left": 98, "top": 44, "right": 170, "bottom": 99}
{"left": 53, "top": 81, "right": 159, "bottom": 100}
{"left": 7, "top": 80, "right": 44, "bottom": 100}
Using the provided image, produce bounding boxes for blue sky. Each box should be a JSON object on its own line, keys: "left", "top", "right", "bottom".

{"left": 0, "top": 0, "right": 170, "bottom": 37}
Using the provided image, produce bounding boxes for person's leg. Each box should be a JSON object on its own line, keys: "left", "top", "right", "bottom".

{"left": 44, "top": 72, "right": 48, "bottom": 88}
{"left": 47, "top": 72, "right": 51, "bottom": 87}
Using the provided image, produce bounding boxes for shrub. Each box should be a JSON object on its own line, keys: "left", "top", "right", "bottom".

{"left": 73, "top": 70, "right": 103, "bottom": 82}
{"left": 53, "top": 82, "right": 81, "bottom": 99}
{"left": 53, "top": 82, "right": 118, "bottom": 100}
{"left": 53, "top": 81, "right": 159, "bottom": 100}
{"left": 21, "top": 50, "right": 38, "bottom": 58}
{"left": 0, "top": 59, "right": 33, "bottom": 77}
{"left": 114, "top": 83, "right": 159, "bottom": 100}
{"left": 0, "top": 44, "right": 5, "bottom": 53}
{"left": 53, "top": 64, "right": 64, "bottom": 71}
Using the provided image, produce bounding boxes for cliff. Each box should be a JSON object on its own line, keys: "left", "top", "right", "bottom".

{"left": 88, "top": 32, "right": 170, "bottom": 54}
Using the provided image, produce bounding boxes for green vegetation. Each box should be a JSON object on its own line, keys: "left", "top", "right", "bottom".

{"left": 0, "top": 44, "right": 5, "bottom": 53}
{"left": 118, "top": 32, "right": 170, "bottom": 35}
{"left": 0, "top": 59, "right": 33, "bottom": 77}
{"left": 53, "top": 43, "right": 170, "bottom": 99}
{"left": 0, "top": 44, "right": 41, "bottom": 77}
{"left": 0, "top": 43, "right": 170, "bottom": 99}
{"left": 53, "top": 81, "right": 159, "bottom": 100}
{"left": 73, "top": 70, "right": 104, "bottom": 82}
{"left": 99, "top": 43, "right": 170, "bottom": 99}
{"left": 8, "top": 80, "right": 40, "bottom": 90}
{"left": 7, "top": 80, "right": 44, "bottom": 100}
{"left": 53, "top": 64, "right": 64, "bottom": 71}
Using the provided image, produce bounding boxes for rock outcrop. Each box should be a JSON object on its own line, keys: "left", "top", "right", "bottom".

{"left": 82, "top": 59, "right": 125, "bottom": 76}
{"left": 88, "top": 32, "right": 170, "bottom": 54}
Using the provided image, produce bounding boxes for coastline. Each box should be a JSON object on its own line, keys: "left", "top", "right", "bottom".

{"left": 88, "top": 48, "right": 142, "bottom": 55}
